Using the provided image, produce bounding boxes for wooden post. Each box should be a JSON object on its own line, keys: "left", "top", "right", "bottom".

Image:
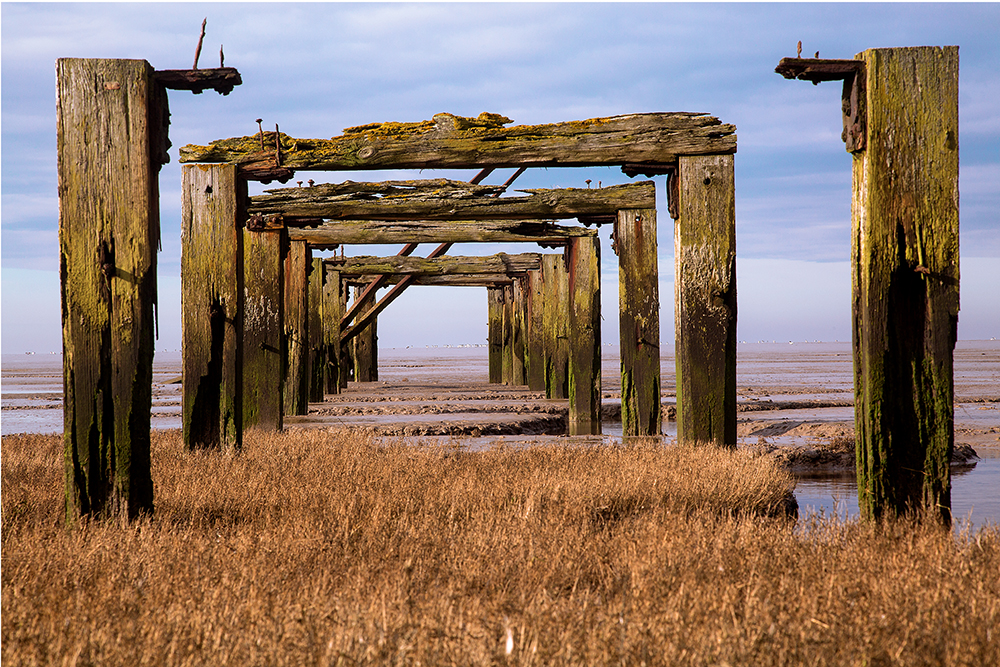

{"left": 308, "top": 257, "right": 326, "bottom": 401}
{"left": 488, "top": 286, "right": 504, "bottom": 383}
{"left": 525, "top": 269, "right": 546, "bottom": 391}
{"left": 501, "top": 283, "right": 515, "bottom": 385}
{"left": 852, "top": 46, "right": 959, "bottom": 523}
{"left": 567, "top": 235, "right": 602, "bottom": 435}
{"left": 542, "top": 254, "right": 569, "bottom": 400}
{"left": 675, "top": 156, "right": 737, "bottom": 447}
{"left": 338, "top": 280, "right": 350, "bottom": 390}
{"left": 283, "top": 240, "right": 310, "bottom": 415}
{"left": 617, "top": 208, "right": 661, "bottom": 436}
{"left": 352, "top": 286, "right": 378, "bottom": 382}
{"left": 57, "top": 58, "right": 163, "bottom": 520}
{"left": 243, "top": 226, "right": 285, "bottom": 430}
{"left": 512, "top": 278, "right": 527, "bottom": 385}
{"left": 181, "top": 164, "right": 244, "bottom": 451}
{"left": 323, "top": 267, "right": 344, "bottom": 394}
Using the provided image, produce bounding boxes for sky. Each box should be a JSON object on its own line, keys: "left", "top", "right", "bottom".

{"left": 2, "top": 1, "right": 998, "bottom": 354}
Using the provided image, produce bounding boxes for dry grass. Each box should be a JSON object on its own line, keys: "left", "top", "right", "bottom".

{"left": 2, "top": 429, "right": 998, "bottom": 666}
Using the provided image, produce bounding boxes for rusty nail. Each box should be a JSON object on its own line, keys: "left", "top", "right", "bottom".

{"left": 585, "top": 179, "right": 592, "bottom": 188}
{"left": 814, "top": 51, "right": 820, "bottom": 58}
{"left": 797, "top": 40, "right": 802, "bottom": 58}
{"left": 256, "top": 119, "right": 264, "bottom": 150}
{"left": 297, "top": 181, "right": 303, "bottom": 187}
{"left": 275, "top": 123, "right": 281, "bottom": 166}
{"left": 598, "top": 180, "right": 602, "bottom": 188}
{"left": 308, "top": 179, "right": 315, "bottom": 187}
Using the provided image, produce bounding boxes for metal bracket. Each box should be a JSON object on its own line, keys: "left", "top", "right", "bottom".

{"left": 775, "top": 57, "right": 866, "bottom": 153}
{"left": 246, "top": 213, "right": 284, "bottom": 232}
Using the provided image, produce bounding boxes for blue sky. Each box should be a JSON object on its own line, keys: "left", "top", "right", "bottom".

{"left": 2, "top": 2, "right": 998, "bottom": 353}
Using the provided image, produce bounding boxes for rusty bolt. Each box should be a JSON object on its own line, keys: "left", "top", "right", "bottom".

{"left": 297, "top": 181, "right": 303, "bottom": 187}
{"left": 308, "top": 179, "right": 315, "bottom": 187}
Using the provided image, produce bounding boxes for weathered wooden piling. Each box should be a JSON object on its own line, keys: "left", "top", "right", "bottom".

{"left": 352, "top": 286, "right": 378, "bottom": 382}
{"left": 242, "top": 224, "right": 285, "bottom": 430}
{"left": 675, "top": 155, "right": 737, "bottom": 447}
{"left": 776, "top": 46, "right": 960, "bottom": 523}
{"left": 616, "top": 208, "right": 661, "bottom": 436}
{"left": 488, "top": 286, "right": 504, "bottom": 383}
{"left": 283, "top": 241, "right": 310, "bottom": 415}
{"left": 181, "top": 164, "right": 244, "bottom": 451}
{"left": 57, "top": 58, "right": 163, "bottom": 520}
{"left": 501, "top": 283, "right": 515, "bottom": 385}
{"left": 567, "top": 235, "right": 602, "bottom": 435}
{"left": 542, "top": 254, "right": 569, "bottom": 400}
{"left": 308, "top": 257, "right": 326, "bottom": 401}
{"left": 512, "top": 278, "right": 528, "bottom": 386}
{"left": 852, "top": 47, "right": 960, "bottom": 523}
{"left": 525, "top": 270, "right": 546, "bottom": 391}
{"left": 322, "top": 267, "right": 344, "bottom": 394}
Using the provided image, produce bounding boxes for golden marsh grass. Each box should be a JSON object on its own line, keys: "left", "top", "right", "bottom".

{"left": 2, "top": 429, "right": 998, "bottom": 665}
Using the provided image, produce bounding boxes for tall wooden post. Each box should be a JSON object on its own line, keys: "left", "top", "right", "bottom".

{"left": 283, "top": 241, "right": 310, "bottom": 415}
{"left": 353, "top": 286, "right": 378, "bottom": 382}
{"left": 243, "top": 225, "right": 285, "bottom": 430}
{"left": 308, "top": 257, "right": 326, "bottom": 401}
{"left": 675, "top": 156, "right": 737, "bottom": 447}
{"left": 567, "top": 235, "right": 602, "bottom": 435}
{"left": 617, "top": 208, "right": 661, "bottom": 436}
{"left": 57, "top": 58, "right": 163, "bottom": 520}
{"left": 512, "top": 280, "right": 527, "bottom": 385}
{"left": 542, "top": 254, "right": 569, "bottom": 400}
{"left": 181, "top": 164, "right": 244, "bottom": 451}
{"left": 501, "top": 283, "right": 515, "bottom": 385}
{"left": 323, "top": 268, "right": 343, "bottom": 394}
{"left": 852, "top": 46, "right": 959, "bottom": 523}
{"left": 525, "top": 270, "right": 546, "bottom": 391}
{"left": 487, "top": 286, "right": 504, "bottom": 383}
{"left": 338, "top": 279, "right": 350, "bottom": 389}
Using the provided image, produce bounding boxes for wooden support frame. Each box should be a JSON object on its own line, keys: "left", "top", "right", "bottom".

{"left": 567, "top": 236, "right": 602, "bottom": 435}
{"left": 327, "top": 253, "right": 542, "bottom": 277}
{"left": 57, "top": 58, "right": 164, "bottom": 520}
{"left": 289, "top": 219, "right": 594, "bottom": 246}
{"left": 541, "top": 254, "right": 570, "bottom": 400}
{"left": 675, "top": 154, "right": 737, "bottom": 447}
{"left": 243, "top": 225, "right": 285, "bottom": 430}
{"left": 181, "top": 164, "right": 244, "bottom": 451}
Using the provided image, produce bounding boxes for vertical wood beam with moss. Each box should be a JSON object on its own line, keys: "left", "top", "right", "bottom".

{"left": 58, "top": 58, "right": 161, "bottom": 521}
{"left": 338, "top": 279, "right": 351, "bottom": 389}
{"left": 675, "top": 155, "right": 737, "bottom": 447}
{"left": 323, "top": 268, "right": 344, "bottom": 395}
{"left": 308, "top": 257, "right": 326, "bottom": 401}
{"left": 852, "top": 46, "right": 959, "bottom": 523}
{"left": 512, "top": 278, "right": 528, "bottom": 386}
{"left": 487, "top": 286, "right": 504, "bottom": 383}
{"left": 617, "top": 208, "right": 661, "bottom": 436}
{"left": 283, "top": 241, "right": 310, "bottom": 415}
{"left": 525, "top": 270, "right": 546, "bottom": 391}
{"left": 352, "top": 286, "right": 379, "bottom": 382}
{"left": 181, "top": 164, "right": 244, "bottom": 451}
{"left": 542, "top": 254, "right": 569, "bottom": 400}
{"left": 242, "top": 226, "right": 285, "bottom": 431}
{"left": 567, "top": 235, "right": 602, "bottom": 435}
{"left": 501, "top": 283, "right": 515, "bottom": 385}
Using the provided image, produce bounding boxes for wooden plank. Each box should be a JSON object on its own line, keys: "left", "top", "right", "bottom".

{"left": 154, "top": 67, "right": 242, "bottom": 95}
{"left": 488, "top": 287, "right": 504, "bottom": 383}
{"left": 179, "top": 112, "right": 736, "bottom": 174}
{"left": 243, "top": 226, "right": 285, "bottom": 430}
{"left": 181, "top": 164, "right": 244, "bottom": 451}
{"left": 501, "top": 283, "right": 515, "bottom": 385}
{"left": 512, "top": 278, "right": 527, "bottom": 385}
{"left": 283, "top": 241, "right": 310, "bottom": 415}
{"left": 542, "top": 254, "right": 569, "bottom": 400}
{"left": 308, "top": 257, "right": 325, "bottom": 401}
{"left": 349, "top": 274, "right": 516, "bottom": 287}
{"left": 617, "top": 208, "right": 661, "bottom": 436}
{"left": 328, "top": 253, "right": 541, "bottom": 277}
{"left": 57, "top": 58, "right": 161, "bottom": 520}
{"left": 525, "top": 270, "right": 546, "bottom": 391}
{"left": 851, "top": 46, "right": 959, "bottom": 523}
{"left": 249, "top": 180, "right": 656, "bottom": 221}
{"left": 287, "top": 219, "right": 593, "bottom": 245}
{"left": 675, "top": 155, "right": 737, "bottom": 447}
{"left": 352, "top": 286, "right": 378, "bottom": 382}
{"left": 567, "top": 235, "right": 602, "bottom": 435}
{"left": 322, "top": 268, "right": 344, "bottom": 394}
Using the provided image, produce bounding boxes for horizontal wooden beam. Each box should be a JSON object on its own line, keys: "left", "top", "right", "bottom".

{"left": 178, "top": 111, "right": 736, "bottom": 177}
{"left": 325, "top": 252, "right": 541, "bottom": 277}
{"left": 286, "top": 218, "right": 597, "bottom": 245}
{"left": 154, "top": 68, "right": 242, "bottom": 95}
{"left": 774, "top": 57, "right": 864, "bottom": 83}
{"left": 345, "top": 274, "right": 519, "bottom": 287}
{"left": 248, "top": 180, "right": 655, "bottom": 221}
